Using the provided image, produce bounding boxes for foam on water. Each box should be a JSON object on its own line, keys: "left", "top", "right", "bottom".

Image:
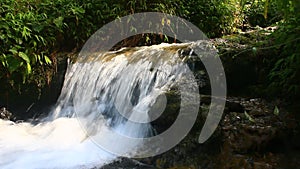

{"left": 0, "top": 118, "right": 115, "bottom": 169}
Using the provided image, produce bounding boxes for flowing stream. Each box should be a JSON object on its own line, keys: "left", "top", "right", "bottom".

{"left": 0, "top": 42, "right": 205, "bottom": 169}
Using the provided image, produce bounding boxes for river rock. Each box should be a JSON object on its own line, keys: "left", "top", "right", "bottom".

{"left": 220, "top": 97, "right": 284, "bottom": 153}
{"left": 132, "top": 97, "right": 288, "bottom": 169}
{"left": 100, "top": 158, "right": 155, "bottom": 169}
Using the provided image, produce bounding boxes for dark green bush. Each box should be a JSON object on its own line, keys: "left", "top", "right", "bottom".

{"left": 0, "top": 0, "right": 185, "bottom": 80}
{"left": 0, "top": 0, "right": 236, "bottom": 89}
{"left": 0, "top": 0, "right": 83, "bottom": 86}
{"left": 2, "top": 0, "right": 293, "bottom": 94}
{"left": 186, "top": 0, "right": 237, "bottom": 38}
{"left": 266, "top": 0, "right": 300, "bottom": 98}
{"left": 243, "top": 0, "right": 282, "bottom": 27}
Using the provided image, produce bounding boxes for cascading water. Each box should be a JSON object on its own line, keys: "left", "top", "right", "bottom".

{"left": 0, "top": 42, "right": 205, "bottom": 169}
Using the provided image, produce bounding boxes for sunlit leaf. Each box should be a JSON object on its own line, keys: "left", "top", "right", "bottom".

{"left": 244, "top": 111, "right": 255, "bottom": 123}
{"left": 9, "top": 49, "right": 18, "bottom": 55}
{"left": 44, "top": 56, "right": 52, "bottom": 65}
{"left": 18, "top": 52, "right": 30, "bottom": 63}
{"left": 26, "top": 62, "right": 32, "bottom": 74}
{"left": 53, "top": 16, "right": 64, "bottom": 28}
{"left": 273, "top": 106, "right": 280, "bottom": 116}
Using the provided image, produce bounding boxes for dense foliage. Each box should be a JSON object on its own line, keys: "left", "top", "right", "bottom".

{"left": 186, "top": 0, "right": 236, "bottom": 37}
{"left": 266, "top": 0, "right": 300, "bottom": 98}
{"left": 0, "top": 0, "right": 236, "bottom": 90}
{"left": 0, "top": 0, "right": 298, "bottom": 99}
{"left": 0, "top": 0, "right": 87, "bottom": 88}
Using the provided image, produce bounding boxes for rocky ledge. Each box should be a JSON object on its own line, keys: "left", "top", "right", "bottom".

{"left": 102, "top": 96, "right": 298, "bottom": 169}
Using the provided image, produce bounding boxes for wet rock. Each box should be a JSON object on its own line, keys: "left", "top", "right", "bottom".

{"left": 100, "top": 158, "right": 156, "bottom": 169}
{"left": 150, "top": 89, "right": 181, "bottom": 134}
{"left": 134, "top": 96, "right": 289, "bottom": 169}
{"left": 216, "top": 150, "right": 279, "bottom": 169}
{"left": 200, "top": 95, "right": 245, "bottom": 113}
{"left": 211, "top": 28, "right": 277, "bottom": 96}
{"left": 220, "top": 97, "right": 284, "bottom": 153}
{"left": 138, "top": 134, "right": 218, "bottom": 169}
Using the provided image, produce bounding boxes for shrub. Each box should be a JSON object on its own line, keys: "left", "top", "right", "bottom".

{"left": 266, "top": 0, "right": 300, "bottom": 98}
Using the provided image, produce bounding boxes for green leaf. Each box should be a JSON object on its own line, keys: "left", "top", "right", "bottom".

{"left": 32, "top": 25, "right": 44, "bottom": 33}
{"left": 26, "top": 62, "right": 32, "bottom": 74}
{"left": 244, "top": 111, "right": 255, "bottom": 123}
{"left": 273, "top": 106, "right": 280, "bottom": 116}
{"left": 130, "top": 26, "right": 137, "bottom": 33}
{"left": 127, "top": 15, "right": 135, "bottom": 23}
{"left": 53, "top": 16, "right": 64, "bottom": 28}
{"left": 44, "top": 56, "right": 52, "bottom": 64}
{"left": 6, "top": 56, "right": 22, "bottom": 73}
{"left": 161, "top": 18, "right": 165, "bottom": 26}
{"left": 164, "top": 35, "right": 169, "bottom": 42}
{"left": 9, "top": 49, "right": 18, "bottom": 55}
{"left": 0, "top": 54, "right": 5, "bottom": 67}
{"left": 18, "top": 52, "right": 30, "bottom": 63}
{"left": 22, "top": 26, "right": 31, "bottom": 40}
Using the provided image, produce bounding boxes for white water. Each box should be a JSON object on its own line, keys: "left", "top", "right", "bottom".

{"left": 0, "top": 118, "right": 114, "bottom": 169}
{"left": 0, "top": 43, "right": 200, "bottom": 169}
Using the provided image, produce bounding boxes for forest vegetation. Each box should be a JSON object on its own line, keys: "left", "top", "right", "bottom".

{"left": 0, "top": 0, "right": 299, "bottom": 99}
{"left": 0, "top": 1, "right": 299, "bottom": 168}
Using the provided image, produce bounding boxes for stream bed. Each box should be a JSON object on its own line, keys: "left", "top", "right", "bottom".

{"left": 1, "top": 28, "right": 299, "bottom": 169}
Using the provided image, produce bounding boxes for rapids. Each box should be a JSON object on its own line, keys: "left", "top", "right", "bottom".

{"left": 0, "top": 42, "right": 210, "bottom": 169}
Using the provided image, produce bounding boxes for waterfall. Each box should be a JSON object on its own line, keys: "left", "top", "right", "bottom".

{"left": 0, "top": 42, "right": 203, "bottom": 169}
